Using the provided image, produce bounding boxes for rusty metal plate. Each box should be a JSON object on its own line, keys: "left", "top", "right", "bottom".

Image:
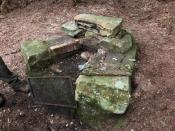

{"left": 28, "top": 76, "right": 77, "bottom": 108}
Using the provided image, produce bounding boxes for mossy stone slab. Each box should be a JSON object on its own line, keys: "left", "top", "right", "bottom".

{"left": 85, "top": 30, "right": 133, "bottom": 54}
{"left": 100, "top": 33, "right": 133, "bottom": 53}
{"left": 21, "top": 40, "right": 54, "bottom": 72}
{"left": 82, "top": 42, "right": 137, "bottom": 76}
{"left": 85, "top": 31, "right": 97, "bottom": 38}
{"left": 74, "top": 14, "right": 123, "bottom": 37}
{"left": 75, "top": 75, "right": 131, "bottom": 115}
{"left": 76, "top": 101, "right": 111, "bottom": 128}
{"left": 21, "top": 36, "right": 80, "bottom": 73}
{"left": 61, "top": 21, "right": 84, "bottom": 38}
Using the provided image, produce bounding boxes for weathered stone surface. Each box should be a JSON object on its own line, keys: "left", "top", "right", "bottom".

{"left": 21, "top": 36, "right": 82, "bottom": 72}
{"left": 82, "top": 42, "right": 137, "bottom": 76}
{"left": 21, "top": 40, "right": 54, "bottom": 71}
{"left": 76, "top": 28, "right": 137, "bottom": 126}
{"left": 75, "top": 75, "right": 131, "bottom": 114}
{"left": 76, "top": 102, "right": 110, "bottom": 128}
{"left": 84, "top": 30, "right": 133, "bottom": 54}
{"left": 99, "top": 33, "right": 133, "bottom": 53}
{"left": 74, "top": 14, "right": 123, "bottom": 37}
{"left": 46, "top": 35, "right": 75, "bottom": 47}
{"left": 61, "top": 21, "right": 84, "bottom": 37}
{"left": 85, "top": 31, "right": 97, "bottom": 38}
{"left": 49, "top": 39, "right": 81, "bottom": 56}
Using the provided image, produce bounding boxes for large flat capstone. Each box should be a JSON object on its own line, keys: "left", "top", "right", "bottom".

{"left": 74, "top": 14, "right": 123, "bottom": 37}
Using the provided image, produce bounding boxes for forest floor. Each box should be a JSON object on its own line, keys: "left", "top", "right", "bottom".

{"left": 0, "top": 0, "right": 175, "bottom": 130}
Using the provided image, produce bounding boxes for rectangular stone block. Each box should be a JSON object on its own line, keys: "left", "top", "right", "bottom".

{"left": 75, "top": 75, "right": 131, "bottom": 114}
{"left": 21, "top": 40, "right": 54, "bottom": 71}
{"left": 74, "top": 14, "right": 123, "bottom": 37}
{"left": 21, "top": 36, "right": 82, "bottom": 73}
{"left": 49, "top": 39, "right": 81, "bottom": 56}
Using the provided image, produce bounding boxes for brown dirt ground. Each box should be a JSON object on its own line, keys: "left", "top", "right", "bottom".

{"left": 0, "top": 0, "right": 175, "bottom": 130}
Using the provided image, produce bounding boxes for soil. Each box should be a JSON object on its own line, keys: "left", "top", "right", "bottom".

{"left": 0, "top": 0, "right": 175, "bottom": 130}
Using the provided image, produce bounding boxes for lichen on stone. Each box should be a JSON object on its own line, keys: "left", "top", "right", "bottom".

{"left": 75, "top": 75, "right": 131, "bottom": 114}
{"left": 21, "top": 40, "right": 54, "bottom": 72}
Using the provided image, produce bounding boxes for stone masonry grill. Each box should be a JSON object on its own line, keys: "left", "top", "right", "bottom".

{"left": 21, "top": 14, "right": 137, "bottom": 127}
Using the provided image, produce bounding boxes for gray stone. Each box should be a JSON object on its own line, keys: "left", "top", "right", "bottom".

{"left": 21, "top": 36, "right": 81, "bottom": 72}
{"left": 82, "top": 42, "right": 137, "bottom": 76}
{"left": 84, "top": 30, "right": 133, "bottom": 54}
{"left": 21, "top": 40, "right": 54, "bottom": 71}
{"left": 85, "top": 31, "right": 97, "bottom": 38}
{"left": 48, "top": 39, "right": 81, "bottom": 56}
{"left": 74, "top": 14, "right": 123, "bottom": 37}
{"left": 61, "top": 21, "right": 84, "bottom": 38}
{"left": 99, "top": 33, "right": 133, "bottom": 53}
{"left": 75, "top": 75, "right": 131, "bottom": 114}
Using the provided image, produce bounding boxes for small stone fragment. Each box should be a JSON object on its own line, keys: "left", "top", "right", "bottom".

{"left": 85, "top": 31, "right": 97, "bottom": 38}
{"left": 19, "top": 111, "right": 25, "bottom": 117}
{"left": 50, "top": 64, "right": 62, "bottom": 73}
{"left": 61, "top": 21, "right": 84, "bottom": 38}
{"left": 80, "top": 51, "right": 92, "bottom": 60}
{"left": 70, "top": 121, "right": 74, "bottom": 125}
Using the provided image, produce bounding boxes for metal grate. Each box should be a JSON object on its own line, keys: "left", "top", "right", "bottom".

{"left": 28, "top": 76, "right": 77, "bottom": 108}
